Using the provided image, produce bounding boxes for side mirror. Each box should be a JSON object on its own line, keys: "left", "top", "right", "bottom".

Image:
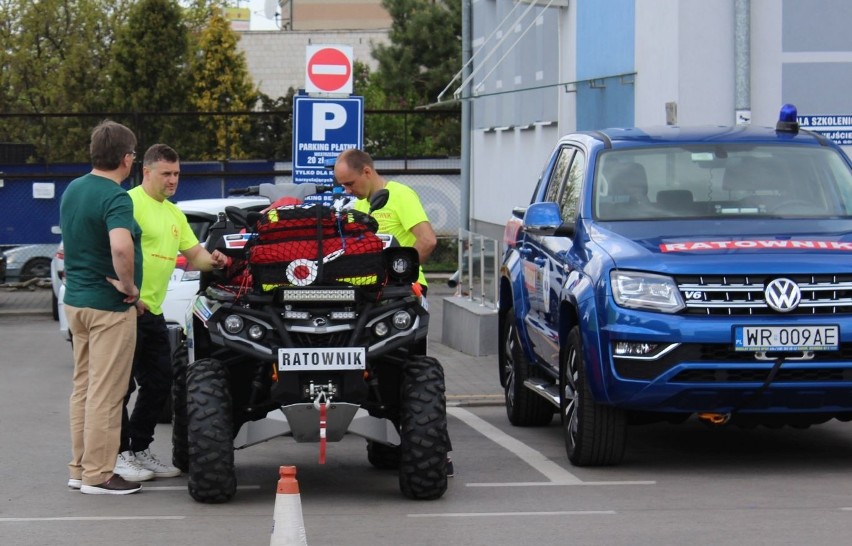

{"left": 523, "top": 201, "right": 573, "bottom": 237}
{"left": 369, "top": 189, "right": 390, "bottom": 213}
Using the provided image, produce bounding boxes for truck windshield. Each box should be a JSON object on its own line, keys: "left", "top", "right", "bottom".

{"left": 594, "top": 145, "right": 852, "bottom": 220}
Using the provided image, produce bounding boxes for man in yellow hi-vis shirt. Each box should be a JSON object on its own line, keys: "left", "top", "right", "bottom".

{"left": 115, "top": 144, "right": 227, "bottom": 482}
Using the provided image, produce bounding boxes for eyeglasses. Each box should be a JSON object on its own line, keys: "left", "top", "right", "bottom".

{"left": 127, "top": 151, "right": 137, "bottom": 159}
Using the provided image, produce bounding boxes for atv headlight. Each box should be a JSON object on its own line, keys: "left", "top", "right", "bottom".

{"left": 611, "top": 271, "right": 684, "bottom": 313}
{"left": 384, "top": 247, "right": 419, "bottom": 283}
{"left": 224, "top": 314, "right": 245, "bottom": 334}
{"left": 247, "top": 324, "right": 265, "bottom": 340}
{"left": 392, "top": 310, "right": 412, "bottom": 330}
{"left": 373, "top": 320, "right": 390, "bottom": 337}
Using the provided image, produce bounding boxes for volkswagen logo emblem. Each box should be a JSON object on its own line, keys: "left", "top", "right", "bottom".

{"left": 764, "top": 278, "right": 801, "bottom": 312}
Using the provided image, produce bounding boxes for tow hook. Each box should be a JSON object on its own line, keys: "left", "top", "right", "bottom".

{"left": 697, "top": 412, "right": 731, "bottom": 426}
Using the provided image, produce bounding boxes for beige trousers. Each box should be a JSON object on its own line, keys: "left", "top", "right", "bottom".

{"left": 65, "top": 304, "right": 137, "bottom": 486}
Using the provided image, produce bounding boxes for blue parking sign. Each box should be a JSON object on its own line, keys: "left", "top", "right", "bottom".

{"left": 293, "top": 95, "right": 364, "bottom": 184}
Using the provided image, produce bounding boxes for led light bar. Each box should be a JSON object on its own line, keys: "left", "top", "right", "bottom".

{"left": 277, "top": 288, "right": 356, "bottom": 302}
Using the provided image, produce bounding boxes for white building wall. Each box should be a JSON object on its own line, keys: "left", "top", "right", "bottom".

{"left": 237, "top": 30, "right": 389, "bottom": 99}
{"left": 750, "top": 0, "right": 784, "bottom": 125}
{"left": 636, "top": 1, "right": 735, "bottom": 126}
{"left": 470, "top": 2, "right": 574, "bottom": 238}
{"left": 634, "top": 0, "right": 680, "bottom": 126}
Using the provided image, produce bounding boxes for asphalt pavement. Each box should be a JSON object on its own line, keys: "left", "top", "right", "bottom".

{"left": 0, "top": 280, "right": 505, "bottom": 407}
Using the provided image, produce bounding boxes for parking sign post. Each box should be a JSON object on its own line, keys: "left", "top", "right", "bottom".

{"left": 292, "top": 94, "right": 364, "bottom": 185}
{"left": 293, "top": 45, "right": 363, "bottom": 185}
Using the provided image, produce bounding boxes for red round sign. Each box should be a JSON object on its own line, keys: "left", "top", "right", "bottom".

{"left": 307, "top": 48, "right": 352, "bottom": 92}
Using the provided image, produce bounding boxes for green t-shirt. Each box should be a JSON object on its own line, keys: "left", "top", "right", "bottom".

{"left": 60, "top": 173, "right": 142, "bottom": 312}
{"left": 354, "top": 180, "right": 430, "bottom": 286}
{"left": 129, "top": 186, "right": 199, "bottom": 315}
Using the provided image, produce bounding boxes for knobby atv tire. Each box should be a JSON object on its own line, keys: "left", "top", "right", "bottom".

{"left": 398, "top": 355, "right": 449, "bottom": 500}
{"left": 186, "top": 357, "right": 237, "bottom": 503}
{"left": 562, "top": 327, "right": 627, "bottom": 466}
{"left": 171, "top": 342, "right": 189, "bottom": 472}
{"left": 367, "top": 440, "right": 400, "bottom": 469}
{"left": 501, "top": 305, "right": 554, "bottom": 426}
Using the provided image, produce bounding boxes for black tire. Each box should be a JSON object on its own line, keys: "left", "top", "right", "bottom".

{"left": 366, "top": 440, "right": 400, "bottom": 470}
{"left": 171, "top": 342, "right": 189, "bottom": 472}
{"left": 21, "top": 257, "right": 51, "bottom": 281}
{"left": 186, "top": 357, "right": 236, "bottom": 503}
{"left": 561, "top": 327, "right": 627, "bottom": 466}
{"left": 51, "top": 290, "right": 59, "bottom": 321}
{"left": 501, "top": 306, "right": 554, "bottom": 426}
{"left": 398, "top": 355, "right": 448, "bottom": 500}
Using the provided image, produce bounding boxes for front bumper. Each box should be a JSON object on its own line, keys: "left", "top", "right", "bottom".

{"left": 595, "top": 310, "right": 852, "bottom": 413}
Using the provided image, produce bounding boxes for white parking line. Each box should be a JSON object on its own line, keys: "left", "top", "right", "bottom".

{"left": 0, "top": 516, "right": 185, "bottom": 522}
{"left": 448, "top": 407, "right": 655, "bottom": 487}
{"left": 139, "top": 485, "right": 262, "bottom": 491}
{"left": 408, "top": 510, "right": 616, "bottom": 518}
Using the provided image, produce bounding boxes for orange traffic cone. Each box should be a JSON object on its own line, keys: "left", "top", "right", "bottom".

{"left": 270, "top": 466, "right": 308, "bottom": 546}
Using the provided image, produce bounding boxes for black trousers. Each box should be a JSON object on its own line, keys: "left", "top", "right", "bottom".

{"left": 120, "top": 311, "right": 171, "bottom": 453}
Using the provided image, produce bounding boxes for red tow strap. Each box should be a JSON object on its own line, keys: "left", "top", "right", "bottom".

{"left": 318, "top": 400, "right": 327, "bottom": 464}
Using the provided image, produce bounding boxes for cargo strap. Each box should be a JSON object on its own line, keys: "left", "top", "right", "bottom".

{"left": 314, "top": 391, "right": 329, "bottom": 464}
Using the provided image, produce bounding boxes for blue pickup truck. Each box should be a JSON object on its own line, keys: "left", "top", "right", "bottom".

{"left": 499, "top": 106, "right": 852, "bottom": 466}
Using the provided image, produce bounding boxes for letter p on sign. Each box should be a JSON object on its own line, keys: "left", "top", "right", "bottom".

{"left": 312, "top": 103, "right": 347, "bottom": 140}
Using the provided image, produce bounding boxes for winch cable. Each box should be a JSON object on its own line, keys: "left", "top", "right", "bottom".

{"left": 699, "top": 357, "right": 785, "bottom": 425}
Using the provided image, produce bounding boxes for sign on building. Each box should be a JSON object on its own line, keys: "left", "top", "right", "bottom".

{"left": 798, "top": 115, "right": 852, "bottom": 145}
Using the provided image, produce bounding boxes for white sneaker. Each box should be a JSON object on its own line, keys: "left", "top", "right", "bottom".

{"left": 134, "top": 448, "right": 181, "bottom": 478}
{"left": 115, "top": 451, "right": 155, "bottom": 482}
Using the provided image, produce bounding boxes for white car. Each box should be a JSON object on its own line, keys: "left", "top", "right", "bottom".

{"left": 57, "top": 194, "right": 271, "bottom": 341}
{"left": 51, "top": 242, "right": 65, "bottom": 321}
{"left": 3, "top": 243, "right": 57, "bottom": 281}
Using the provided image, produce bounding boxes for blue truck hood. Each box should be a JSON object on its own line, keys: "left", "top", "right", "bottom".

{"left": 588, "top": 219, "right": 852, "bottom": 274}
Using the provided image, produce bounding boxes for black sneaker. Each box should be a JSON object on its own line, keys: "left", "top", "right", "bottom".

{"left": 80, "top": 474, "right": 142, "bottom": 495}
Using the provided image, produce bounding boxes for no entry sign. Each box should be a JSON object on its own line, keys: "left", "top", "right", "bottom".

{"left": 305, "top": 45, "right": 353, "bottom": 95}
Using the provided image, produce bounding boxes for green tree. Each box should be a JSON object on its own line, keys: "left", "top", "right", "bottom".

{"left": 184, "top": 5, "right": 258, "bottom": 160}
{"left": 367, "top": 0, "right": 461, "bottom": 157}
{"left": 372, "top": 0, "right": 462, "bottom": 108}
{"left": 244, "top": 91, "right": 295, "bottom": 160}
{"left": 0, "top": 0, "right": 131, "bottom": 161}
{"left": 108, "top": 0, "right": 190, "bottom": 151}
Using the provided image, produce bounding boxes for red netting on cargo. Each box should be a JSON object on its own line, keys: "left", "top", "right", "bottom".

{"left": 247, "top": 204, "right": 385, "bottom": 288}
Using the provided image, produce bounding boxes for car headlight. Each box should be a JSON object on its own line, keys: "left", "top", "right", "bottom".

{"left": 610, "top": 271, "right": 684, "bottom": 313}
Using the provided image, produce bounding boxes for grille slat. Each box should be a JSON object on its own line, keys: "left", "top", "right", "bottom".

{"left": 676, "top": 274, "right": 852, "bottom": 315}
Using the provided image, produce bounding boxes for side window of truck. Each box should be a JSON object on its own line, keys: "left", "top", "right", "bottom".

{"left": 559, "top": 149, "right": 585, "bottom": 223}
{"left": 544, "top": 147, "right": 575, "bottom": 203}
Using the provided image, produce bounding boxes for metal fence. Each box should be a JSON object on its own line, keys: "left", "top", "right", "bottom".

{"left": 449, "top": 229, "right": 501, "bottom": 308}
{"left": 0, "top": 108, "right": 463, "bottom": 282}
{"left": 0, "top": 109, "right": 461, "bottom": 164}
{"left": 0, "top": 158, "right": 462, "bottom": 284}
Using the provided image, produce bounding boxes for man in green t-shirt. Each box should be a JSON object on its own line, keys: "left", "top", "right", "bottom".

{"left": 114, "top": 144, "right": 227, "bottom": 483}
{"left": 62, "top": 120, "right": 143, "bottom": 495}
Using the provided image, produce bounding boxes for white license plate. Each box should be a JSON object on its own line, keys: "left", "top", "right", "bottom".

{"left": 734, "top": 325, "right": 839, "bottom": 352}
{"left": 277, "top": 347, "right": 366, "bottom": 371}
